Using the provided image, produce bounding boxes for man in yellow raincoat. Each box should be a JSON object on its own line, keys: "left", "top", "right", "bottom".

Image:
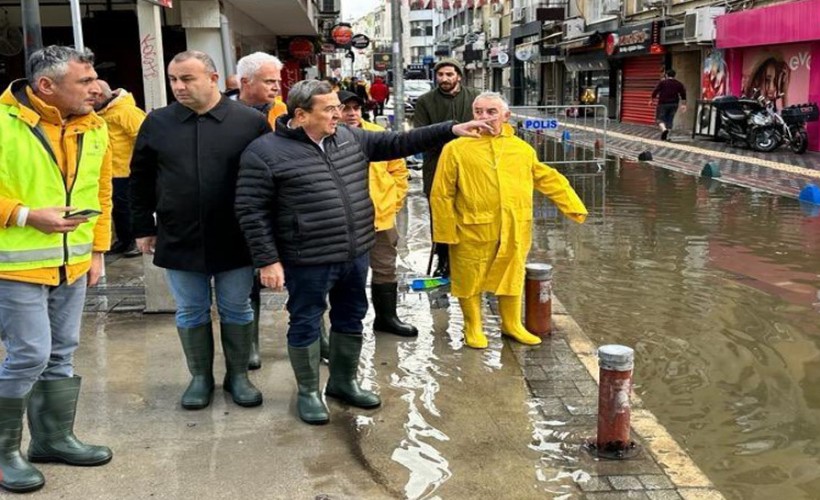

{"left": 431, "top": 92, "right": 588, "bottom": 349}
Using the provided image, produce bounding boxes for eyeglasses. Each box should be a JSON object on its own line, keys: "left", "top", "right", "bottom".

{"left": 321, "top": 104, "right": 345, "bottom": 113}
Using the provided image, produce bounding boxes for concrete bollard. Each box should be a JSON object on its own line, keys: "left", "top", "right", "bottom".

{"left": 524, "top": 263, "right": 553, "bottom": 336}
{"left": 594, "top": 344, "right": 639, "bottom": 459}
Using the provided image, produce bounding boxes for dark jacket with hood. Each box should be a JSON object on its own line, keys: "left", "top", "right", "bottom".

{"left": 235, "top": 115, "right": 456, "bottom": 268}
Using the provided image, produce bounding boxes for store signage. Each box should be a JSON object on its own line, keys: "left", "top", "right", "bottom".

{"left": 350, "top": 34, "right": 370, "bottom": 49}
{"left": 515, "top": 45, "right": 535, "bottom": 61}
{"left": 288, "top": 38, "right": 315, "bottom": 59}
{"left": 607, "top": 21, "right": 664, "bottom": 58}
{"left": 372, "top": 52, "right": 393, "bottom": 71}
{"left": 523, "top": 118, "right": 559, "bottom": 130}
{"left": 497, "top": 52, "right": 509, "bottom": 64}
{"left": 321, "top": 43, "right": 336, "bottom": 54}
{"left": 331, "top": 23, "right": 354, "bottom": 47}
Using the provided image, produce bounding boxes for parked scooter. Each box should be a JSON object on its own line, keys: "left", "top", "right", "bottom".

{"left": 712, "top": 94, "right": 777, "bottom": 152}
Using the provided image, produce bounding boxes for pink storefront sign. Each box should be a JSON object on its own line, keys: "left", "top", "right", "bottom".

{"left": 716, "top": 0, "right": 820, "bottom": 49}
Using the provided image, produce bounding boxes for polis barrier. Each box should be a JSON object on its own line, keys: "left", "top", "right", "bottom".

{"left": 510, "top": 105, "right": 609, "bottom": 220}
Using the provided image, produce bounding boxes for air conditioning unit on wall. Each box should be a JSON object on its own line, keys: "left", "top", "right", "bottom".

{"left": 492, "top": 3, "right": 503, "bottom": 14}
{"left": 683, "top": 6, "right": 725, "bottom": 44}
{"left": 319, "top": 0, "right": 340, "bottom": 15}
{"left": 489, "top": 17, "right": 500, "bottom": 39}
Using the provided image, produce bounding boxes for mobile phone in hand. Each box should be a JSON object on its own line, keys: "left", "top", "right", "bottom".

{"left": 64, "top": 209, "right": 102, "bottom": 219}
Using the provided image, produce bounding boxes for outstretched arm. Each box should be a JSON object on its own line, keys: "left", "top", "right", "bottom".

{"left": 532, "top": 151, "right": 588, "bottom": 223}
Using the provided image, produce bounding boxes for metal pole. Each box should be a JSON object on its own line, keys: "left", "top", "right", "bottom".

{"left": 20, "top": 0, "right": 43, "bottom": 72}
{"left": 390, "top": 0, "right": 404, "bottom": 131}
{"left": 69, "top": 0, "right": 84, "bottom": 50}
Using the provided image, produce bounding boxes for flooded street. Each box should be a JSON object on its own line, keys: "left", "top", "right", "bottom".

{"left": 527, "top": 160, "right": 820, "bottom": 499}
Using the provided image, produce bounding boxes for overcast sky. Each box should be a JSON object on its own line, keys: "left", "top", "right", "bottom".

{"left": 341, "top": 0, "right": 381, "bottom": 22}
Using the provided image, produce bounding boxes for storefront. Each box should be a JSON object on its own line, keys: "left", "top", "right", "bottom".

{"left": 560, "top": 30, "right": 617, "bottom": 116}
{"left": 716, "top": 0, "right": 820, "bottom": 151}
{"left": 607, "top": 21, "right": 666, "bottom": 125}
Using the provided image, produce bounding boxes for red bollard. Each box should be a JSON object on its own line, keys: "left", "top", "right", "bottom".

{"left": 524, "top": 263, "right": 553, "bottom": 336}
{"left": 595, "top": 345, "right": 639, "bottom": 459}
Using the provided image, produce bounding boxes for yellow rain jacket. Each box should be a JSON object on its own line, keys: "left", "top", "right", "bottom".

{"left": 267, "top": 97, "right": 287, "bottom": 130}
{"left": 96, "top": 89, "right": 146, "bottom": 178}
{"left": 431, "top": 123, "right": 587, "bottom": 298}
{"left": 362, "top": 120, "right": 409, "bottom": 231}
{"left": 0, "top": 82, "right": 113, "bottom": 286}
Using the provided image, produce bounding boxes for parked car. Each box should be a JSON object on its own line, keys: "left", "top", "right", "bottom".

{"left": 385, "top": 80, "right": 433, "bottom": 116}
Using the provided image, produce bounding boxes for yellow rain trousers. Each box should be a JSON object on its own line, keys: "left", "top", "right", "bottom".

{"left": 430, "top": 123, "right": 587, "bottom": 299}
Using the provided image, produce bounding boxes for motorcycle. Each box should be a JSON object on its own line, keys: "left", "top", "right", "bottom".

{"left": 712, "top": 94, "right": 777, "bottom": 152}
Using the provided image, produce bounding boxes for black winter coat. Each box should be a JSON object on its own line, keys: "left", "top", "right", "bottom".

{"left": 236, "top": 117, "right": 456, "bottom": 267}
{"left": 129, "top": 97, "right": 270, "bottom": 273}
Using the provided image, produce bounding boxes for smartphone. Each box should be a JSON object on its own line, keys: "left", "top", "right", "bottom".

{"left": 64, "top": 209, "right": 102, "bottom": 219}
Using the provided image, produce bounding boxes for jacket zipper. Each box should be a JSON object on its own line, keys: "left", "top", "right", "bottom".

{"left": 66, "top": 134, "right": 85, "bottom": 264}
{"left": 315, "top": 142, "right": 358, "bottom": 259}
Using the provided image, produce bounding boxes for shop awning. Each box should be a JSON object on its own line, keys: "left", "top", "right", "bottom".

{"left": 564, "top": 51, "right": 609, "bottom": 72}
{"left": 716, "top": 0, "right": 820, "bottom": 49}
{"left": 558, "top": 31, "right": 602, "bottom": 51}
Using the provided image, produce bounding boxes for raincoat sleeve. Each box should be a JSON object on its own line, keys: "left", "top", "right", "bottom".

{"left": 430, "top": 143, "right": 460, "bottom": 244}
{"left": 129, "top": 118, "right": 159, "bottom": 237}
{"left": 532, "top": 151, "right": 588, "bottom": 224}
{"left": 92, "top": 145, "right": 114, "bottom": 252}
{"left": 387, "top": 157, "right": 409, "bottom": 212}
{"left": 0, "top": 196, "right": 23, "bottom": 229}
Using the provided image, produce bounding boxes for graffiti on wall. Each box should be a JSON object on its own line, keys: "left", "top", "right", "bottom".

{"left": 701, "top": 49, "right": 728, "bottom": 100}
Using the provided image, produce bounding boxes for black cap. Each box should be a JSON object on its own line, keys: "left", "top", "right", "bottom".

{"left": 338, "top": 90, "right": 364, "bottom": 106}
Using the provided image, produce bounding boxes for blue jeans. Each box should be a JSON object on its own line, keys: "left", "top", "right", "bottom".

{"left": 0, "top": 276, "right": 87, "bottom": 398}
{"left": 283, "top": 254, "right": 369, "bottom": 348}
{"left": 165, "top": 267, "right": 254, "bottom": 328}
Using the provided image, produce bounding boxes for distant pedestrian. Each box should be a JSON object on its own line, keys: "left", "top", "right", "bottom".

{"left": 93, "top": 80, "right": 146, "bottom": 258}
{"left": 413, "top": 58, "right": 480, "bottom": 278}
{"left": 0, "top": 45, "right": 113, "bottom": 493}
{"left": 369, "top": 77, "right": 389, "bottom": 117}
{"left": 224, "top": 74, "right": 240, "bottom": 99}
{"left": 650, "top": 69, "right": 687, "bottom": 141}
{"left": 235, "top": 80, "right": 492, "bottom": 425}
{"left": 130, "top": 51, "right": 269, "bottom": 411}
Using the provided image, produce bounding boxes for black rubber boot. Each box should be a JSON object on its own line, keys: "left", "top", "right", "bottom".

{"left": 177, "top": 323, "right": 215, "bottom": 410}
{"left": 0, "top": 397, "right": 44, "bottom": 492}
{"left": 27, "top": 377, "right": 112, "bottom": 466}
{"left": 248, "top": 278, "right": 262, "bottom": 371}
{"left": 220, "top": 322, "right": 263, "bottom": 407}
{"left": 287, "top": 340, "right": 329, "bottom": 425}
{"left": 372, "top": 282, "right": 419, "bottom": 337}
{"left": 433, "top": 244, "right": 450, "bottom": 278}
{"left": 325, "top": 331, "right": 381, "bottom": 409}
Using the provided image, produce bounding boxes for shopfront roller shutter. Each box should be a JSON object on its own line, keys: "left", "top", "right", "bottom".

{"left": 621, "top": 55, "right": 665, "bottom": 125}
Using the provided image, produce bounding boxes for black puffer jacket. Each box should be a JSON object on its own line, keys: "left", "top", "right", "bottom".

{"left": 236, "top": 116, "right": 455, "bottom": 267}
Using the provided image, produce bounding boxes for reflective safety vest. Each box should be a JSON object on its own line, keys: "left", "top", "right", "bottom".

{"left": 0, "top": 103, "right": 107, "bottom": 271}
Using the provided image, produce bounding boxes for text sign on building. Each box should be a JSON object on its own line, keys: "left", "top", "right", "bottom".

{"left": 142, "top": 0, "right": 172, "bottom": 7}
{"left": 606, "top": 21, "right": 665, "bottom": 58}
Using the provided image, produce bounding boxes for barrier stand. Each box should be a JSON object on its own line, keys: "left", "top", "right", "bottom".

{"left": 585, "top": 344, "right": 641, "bottom": 459}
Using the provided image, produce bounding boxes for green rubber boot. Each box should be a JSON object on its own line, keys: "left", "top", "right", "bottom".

{"left": 248, "top": 278, "right": 262, "bottom": 370}
{"left": 177, "top": 323, "right": 215, "bottom": 409}
{"left": 325, "top": 331, "right": 381, "bottom": 409}
{"left": 220, "top": 322, "right": 263, "bottom": 407}
{"left": 287, "top": 340, "right": 329, "bottom": 425}
{"left": 319, "top": 319, "right": 330, "bottom": 364}
{"left": 0, "top": 397, "right": 44, "bottom": 492}
{"left": 26, "top": 377, "right": 112, "bottom": 466}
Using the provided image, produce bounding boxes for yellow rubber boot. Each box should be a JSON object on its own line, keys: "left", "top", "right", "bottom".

{"left": 498, "top": 295, "right": 542, "bottom": 346}
{"left": 458, "top": 295, "right": 488, "bottom": 349}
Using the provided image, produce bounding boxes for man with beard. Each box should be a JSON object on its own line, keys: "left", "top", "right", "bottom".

{"left": 413, "top": 58, "right": 480, "bottom": 278}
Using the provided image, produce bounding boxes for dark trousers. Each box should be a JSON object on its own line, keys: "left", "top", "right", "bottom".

{"left": 112, "top": 177, "right": 133, "bottom": 246}
{"left": 283, "top": 254, "right": 369, "bottom": 348}
{"left": 370, "top": 227, "right": 398, "bottom": 284}
{"left": 373, "top": 101, "right": 385, "bottom": 117}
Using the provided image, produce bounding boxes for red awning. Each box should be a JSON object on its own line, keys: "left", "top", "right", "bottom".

{"left": 716, "top": 0, "right": 820, "bottom": 49}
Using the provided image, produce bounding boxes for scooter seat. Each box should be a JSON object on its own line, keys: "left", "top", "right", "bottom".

{"left": 724, "top": 110, "right": 747, "bottom": 121}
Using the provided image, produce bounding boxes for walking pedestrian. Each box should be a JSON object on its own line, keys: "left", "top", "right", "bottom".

{"left": 413, "top": 58, "right": 480, "bottom": 278}
{"left": 235, "top": 80, "right": 492, "bottom": 425}
{"left": 368, "top": 77, "right": 389, "bottom": 117}
{"left": 339, "top": 90, "right": 418, "bottom": 337}
{"left": 130, "top": 51, "right": 269, "bottom": 411}
{"left": 93, "top": 79, "right": 146, "bottom": 258}
{"left": 235, "top": 51, "right": 287, "bottom": 370}
{"left": 649, "top": 69, "right": 687, "bottom": 141}
{"left": 0, "top": 45, "right": 113, "bottom": 492}
{"left": 431, "top": 92, "right": 588, "bottom": 349}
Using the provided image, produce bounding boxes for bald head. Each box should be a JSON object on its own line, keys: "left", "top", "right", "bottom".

{"left": 226, "top": 74, "right": 240, "bottom": 92}
{"left": 92, "top": 79, "right": 115, "bottom": 111}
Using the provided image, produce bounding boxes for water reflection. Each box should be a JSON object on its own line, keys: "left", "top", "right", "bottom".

{"left": 535, "top": 159, "right": 820, "bottom": 499}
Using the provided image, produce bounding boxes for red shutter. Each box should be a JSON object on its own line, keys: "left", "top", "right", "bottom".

{"left": 620, "top": 55, "right": 665, "bottom": 125}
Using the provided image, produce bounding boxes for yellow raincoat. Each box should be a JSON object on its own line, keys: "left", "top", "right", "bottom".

{"left": 96, "top": 89, "right": 145, "bottom": 178}
{"left": 430, "top": 123, "right": 587, "bottom": 298}
{"left": 362, "top": 120, "right": 409, "bottom": 231}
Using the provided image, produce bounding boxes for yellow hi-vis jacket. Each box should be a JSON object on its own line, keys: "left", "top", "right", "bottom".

{"left": 362, "top": 120, "right": 410, "bottom": 231}
{"left": 0, "top": 81, "right": 113, "bottom": 285}
{"left": 430, "top": 123, "right": 587, "bottom": 297}
{"left": 96, "top": 89, "right": 146, "bottom": 179}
